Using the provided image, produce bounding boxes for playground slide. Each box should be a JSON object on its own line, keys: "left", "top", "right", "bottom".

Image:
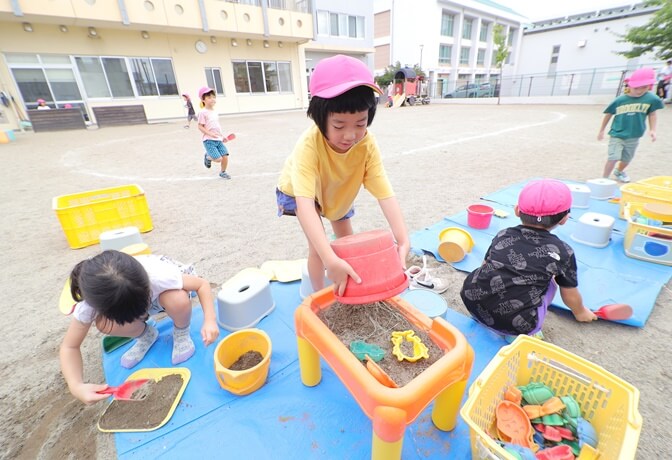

{"left": 392, "top": 93, "right": 405, "bottom": 108}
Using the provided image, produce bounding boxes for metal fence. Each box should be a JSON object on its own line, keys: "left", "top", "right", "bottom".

{"left": 427, "top": 66, "right": 660, "bottom": 99}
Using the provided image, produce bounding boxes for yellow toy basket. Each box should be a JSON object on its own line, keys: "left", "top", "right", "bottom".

{"left": 622, "top": 202, "right": 672, "bottom": 266}
{"left": 619, "top": 181, "right": 672, "bottom": 219}
{"left": 460, "top": 336, "right": 642, "bottom": 459}
{"left": 52, "top": 184, "right": 153, "bottom": 249}
{"left": 636, "top": 176, "right": 672, "bottom": 189}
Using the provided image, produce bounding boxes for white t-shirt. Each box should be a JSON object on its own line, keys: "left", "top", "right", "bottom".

{"left": 72, "top": 255, "right": 183, "bottom": 324}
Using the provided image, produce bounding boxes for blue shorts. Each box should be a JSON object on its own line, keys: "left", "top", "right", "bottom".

{"left": 276, "top": 188, "right": 354, "bottom": 221}
{"left": 204, "top": 140, "right": 229, "bottom": 160}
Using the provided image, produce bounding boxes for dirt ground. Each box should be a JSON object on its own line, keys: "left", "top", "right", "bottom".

{"left": 0, "top": 102, "right": 670, "bottom": 458}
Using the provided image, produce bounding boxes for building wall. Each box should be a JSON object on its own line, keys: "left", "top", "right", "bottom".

{"left": 518, "top": 5, "right": 661, "bottom": 76}
{"left": 373, "top": 0, "right": 525, "bottom": 96}
{"left": 0, "top": 0, "right": 313, "bottom": 131}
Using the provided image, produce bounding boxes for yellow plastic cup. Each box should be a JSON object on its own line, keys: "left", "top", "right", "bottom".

{"left": 438, "top": 227, "right": 474, "bottom": 262}
{"left": 214, "top": 329, "right": 272, "bottom": 395}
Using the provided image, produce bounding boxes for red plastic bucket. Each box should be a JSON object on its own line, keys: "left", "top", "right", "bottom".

{"left": 467, "top": 204, "right": 494, "bottom": 229}
{"left": 330, "top": 229, "right": 408, "bottom": 304}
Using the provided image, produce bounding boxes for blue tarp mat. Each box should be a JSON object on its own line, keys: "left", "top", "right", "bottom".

{"left": 103, "top": 281, "right": 507, "bottom": 459}
{"left": 410, "top": 180, "right": 672, "bottom": 327}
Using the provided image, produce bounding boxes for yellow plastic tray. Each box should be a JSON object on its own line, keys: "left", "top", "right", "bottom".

{"left": 460, "top": 336, "right": 641, "bottom": 459}
{"left": 59, "top": 278, "right": 76, "bottom": 315}
{"left": 97, "top": 367, "right": 191, "bottom": 433}
{"left": 619, "top": 182, "right": 672, "bottom": 219}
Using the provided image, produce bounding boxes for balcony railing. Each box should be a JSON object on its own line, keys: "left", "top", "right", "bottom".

{"left": 223, "top": 0, "right": 311, "bottom": 13}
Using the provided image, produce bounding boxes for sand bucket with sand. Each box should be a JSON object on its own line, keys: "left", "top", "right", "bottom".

{"left": 438, "top": 227, "right": 474, "bottom": 262}
{"left": 214, "top": 329, "right": 272, "bottom": 396}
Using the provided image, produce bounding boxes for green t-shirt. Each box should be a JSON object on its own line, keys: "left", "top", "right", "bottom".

{"left": 604, "top": 91, "right": 664, "bottom": 139}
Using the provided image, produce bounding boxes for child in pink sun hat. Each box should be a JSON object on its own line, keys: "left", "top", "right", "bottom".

{"left": 276, "top": 55, "right": 410, "bottom": 297}
{"left": 460, "top": 179, "right": 596, "bottom": 341}
{"left": 598, "top": 67, "right": 664, "bottom": 183}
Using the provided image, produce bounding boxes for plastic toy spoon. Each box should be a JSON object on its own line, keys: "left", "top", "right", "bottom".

{"left": 224, "top": 133, "right": 236, "bottom": 142}
{"left": 594, "top": 303, "right": 633, "bottom": 321}
{"left": 97, "top": 379, "right": 150, "bottom": 401}
{"left": 365, "top": 355, "right": 398, "bottom": 388}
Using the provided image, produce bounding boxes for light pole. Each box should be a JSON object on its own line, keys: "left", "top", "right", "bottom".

{"left": 419, "top": 44, "right": 424, "bottom": 69}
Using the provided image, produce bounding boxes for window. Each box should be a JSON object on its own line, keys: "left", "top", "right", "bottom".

{"left": 45, "top": 69, "right": 82, "bottom": 101}
{"left": 318, "top": 11, "right": 365, "bottom": 38}
{"left": 462, "top": 18, "right": 473, "bottom": 40}
{"left": 480, "top": 22, "right": 489, "bottom": 42}
{"left": 508, "top": 28, "right": 516, "bottom": 46}
{"left": 11, "top": 68, "right": 51, "bottom": 105}
{"left": 233, "top": 60, "right": 293, "bottom": 94}
{"left": 102, "top": 58, "right": 134, "bottom": 97}
{"left": 130, "top": 58, "right": 158, "bottom": 96}
{"left": 441, "top": 11, "right": 454, "bottom": 36}
{"left": 205, "top": 67, "right": 224, "bottom": 95}
{"left": 552, "top": 45, "right": 561, "bottom": 54}
{"left": 130, "top": 58, "right": 178, "bottom": 96}
{"left": 460, "top": 47, "right": 470, "bottom": 65}
{"left": 477, "top": 49, "right": 486, "bottom": 65}
{"left": 76, "top": 56, "right": 111, "bottom": 97}
{"left": 439, "top": 45, "right": 452, "bottom": 64}
{"left": 151, "top": 58, "right": 178, "bottom": 95}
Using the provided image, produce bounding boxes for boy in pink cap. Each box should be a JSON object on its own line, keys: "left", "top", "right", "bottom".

{"left": 598, "top": 67, "right": 663, "bottom": 183}
{"left": 460, "top": 179, "right": 596, "bottom": 341}
{"left": 276, "top": 54, "right": 409, "bottom": 296}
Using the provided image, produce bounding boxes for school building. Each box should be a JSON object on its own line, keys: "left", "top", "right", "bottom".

{"left": 0, "top": 0, "right": 315, "bottom": 131}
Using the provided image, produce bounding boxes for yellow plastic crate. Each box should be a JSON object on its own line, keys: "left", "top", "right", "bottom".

{"left": 460, "top": 336, "right": 641, "bottom": 460}
{"left": 623, "top": 202, "right": 672, "bottom": 266}
{"left": 53, "top": 184, "right": 153, "bottom": 249}
{"left": 637, "top": 176, "right": 672, "bottom": 189}
{"left": 619, "top": 182, "right": 672, "bottom": 219}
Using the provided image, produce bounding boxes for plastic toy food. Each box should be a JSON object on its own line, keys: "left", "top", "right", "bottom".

{"left": 535, "top": 444, "right": 574, "bottom": 460}
{"left": 518, "top": 382, "right": 554, "bottom": 405}
{"left": 495, "top": 401, "right": 536, "bottom": 449}
{"left": 522, "top": 396, "right": 565, "bottom": 419}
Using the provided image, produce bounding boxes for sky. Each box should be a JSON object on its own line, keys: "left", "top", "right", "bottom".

{"left": 498, "top": 0, "right": 637, "bottom": 21}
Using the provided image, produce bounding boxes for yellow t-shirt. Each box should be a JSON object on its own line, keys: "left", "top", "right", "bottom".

{"left": 277, "top": 125, "right": 394, "bottom": 221}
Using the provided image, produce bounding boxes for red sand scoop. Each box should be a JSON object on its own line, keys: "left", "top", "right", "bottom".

{"left": 594, "top": 303, "right": 633, "bottom": 321}
{"left": 97, "top": 379, "right": 150, "bottom": 401}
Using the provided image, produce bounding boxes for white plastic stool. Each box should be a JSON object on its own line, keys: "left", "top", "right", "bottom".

{"left": 568, "top": 184, "right": 591, "bottom": 209}
{"left": 299, "top": 260, "right": 332, "bottom": 299}
{"left": 586, "top": 178, "right": 617, "bottom": 200}
{"left": 571, "top": 212, "right": 615, "bottom": 248}
{"left": 217, "top": 268, "right": 275, "bottom": 331}
{"left": 99, "top": 226, "right": 142, "bottom": 251}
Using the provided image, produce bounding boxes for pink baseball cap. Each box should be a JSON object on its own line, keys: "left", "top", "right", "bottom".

{"left": 518, "top": 179, "right": 572, "bottom": 217}
{"left": 310, "top": 55, "right": 382, "bottom": 98}
{"left": 627, "top": 68, "right": 656, "bottom": 88}
{"left": 37, "top": 98, "right": 45, "bottom": 104}
{"left": 198, "top": 86, "right": 215, "bottom": 99}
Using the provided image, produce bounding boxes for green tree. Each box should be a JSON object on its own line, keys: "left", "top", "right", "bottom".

{"left": 620, "top": 0, "right": 672, "bottom": 60}
{"left": 493, "top": 24, "right": 510, "bottom": 105}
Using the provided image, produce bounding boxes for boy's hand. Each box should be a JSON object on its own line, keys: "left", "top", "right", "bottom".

{"left": 597, "top": 131, "right": 605, "bottom": 141}
{"left": 573, "top": 307, "right": 597, "bottom": 322}
{"left": 325, "top": 257, "right": 360, "bottom": 297}
{"left": 650, "top": 130, "right": 657, "bottom": 142}
{"left": 201, "top": 318, "right": 220, "bottom": 346}
{"left": 75, "top": 383, "right": 111, "bottom": 405}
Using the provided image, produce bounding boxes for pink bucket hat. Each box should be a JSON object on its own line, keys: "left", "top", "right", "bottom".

{"left": 198, "top": 86, "right": 215, "bottom": 100}
{"left": 518, "top": 179, "right": 572, "bottom": 217}
{"left": 627, "top": 68, "right": 656, "bottom": 88}
{"left": 37, "top": 98, "right": 45, "bottom": 104}
{"left": 310, "top": 55, "right": 382, "bottom": 98}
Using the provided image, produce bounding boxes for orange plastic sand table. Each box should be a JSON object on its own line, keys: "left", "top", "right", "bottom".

{"left": 295, "top": 288, "right": 474, "bottom": 460}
